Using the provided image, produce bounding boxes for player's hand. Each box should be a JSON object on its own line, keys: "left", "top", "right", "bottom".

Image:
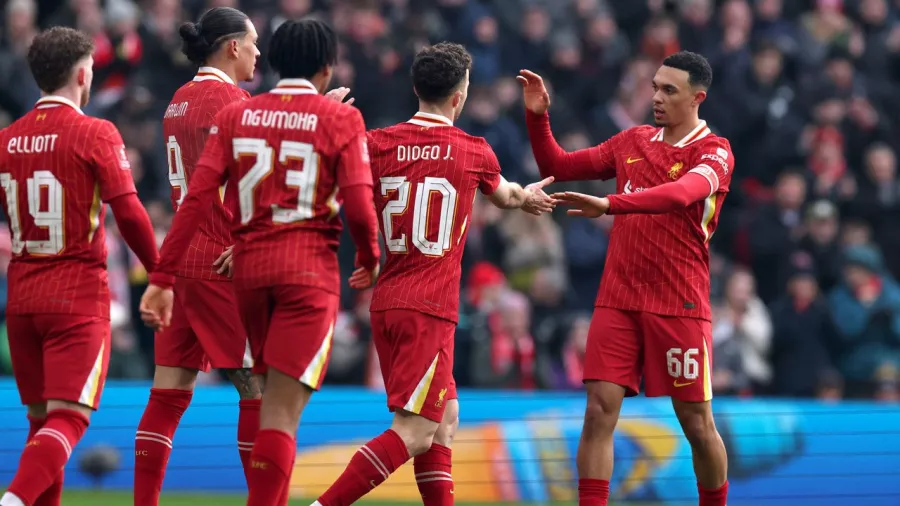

{"left": 516, "top": 70, "right": 551, "bottom": 115}
{"left": 551, "top": 191, "right": 611, "bottom": 218}
{"left": 213, "top": 245, "right": 234, "bottom": 277}
{"left": 140, "top": 284, "right": 174, "bottom": 330}
{"left": 349, "top": 263, "right": 380, "bottom": 290}
{"left": 522, "top": 176, "right": 556, "bottom": 216}
{"left": 325, "top": 87, "right": 355, "bottom": 106}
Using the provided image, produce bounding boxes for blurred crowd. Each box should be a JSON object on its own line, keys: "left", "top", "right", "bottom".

{"left": 2, "top": 0, "right": 900, "bottom": 400}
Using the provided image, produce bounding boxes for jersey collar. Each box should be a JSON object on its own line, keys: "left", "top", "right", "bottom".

{"left": 193, "top": 66, "right": 235, "bottom": 85}
{"left": 407, "top": 111, "right": 453, "bottom": 128}
{"left": 651, "top": 120, "right": 711, "bottom": 148}
{"left": 35, "top": 95, "right": 84, "bottom": 115}
{"left": 270, "top": 79, "right": 319, "bottom": 95}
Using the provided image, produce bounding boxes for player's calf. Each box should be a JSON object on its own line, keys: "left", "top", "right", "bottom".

{"left": 1, "top": 401, "right": 90, "bottom": 506}
{"left": 671, "top": 399, "right": 728, "bottom": 506}
{"left": 223, "top": 368, "right": 264, "bottom": 481}
{"left": 415, "top": 400, "right": 458, "bottom": 506}
{"left": 576, "top": 381, "right": 626, "bottom": 506}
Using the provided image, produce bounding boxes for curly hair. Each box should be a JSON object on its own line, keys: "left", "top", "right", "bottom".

{"left": 27, "top": 27, "right": 94, "bottom": 93}
{"left": 411, "top": 42, "right": 472, "bottom": 103}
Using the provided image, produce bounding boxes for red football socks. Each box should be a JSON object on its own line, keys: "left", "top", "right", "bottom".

{"left": 316, "top": 429, "right": 411, "bottom": 506}
{"left": 415, "top": 444, "right": 454, "bottom": 506}
{"left": 246, "top": 429, "right": 296, "bottom": 506}
{"left": 25, "top": 415, "right": 63, "bottom": 506}
{"left": 133, "top": 388, "right": 192, "bottom": 506}
{"left": 6, "top": 409, "right": 88, "bottom": 506}
{"left": 578, "top": 478, "right": 610, "bottom": 506}
{"left": 237, "top": 399, "right": 262, "bottom": 481}
{"left": 699, "top": 481, "right": 729, "bottom": 506}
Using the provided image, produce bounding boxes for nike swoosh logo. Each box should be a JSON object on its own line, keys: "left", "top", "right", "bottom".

{"left": 626, "top": 157, "right": 643, "bottom": 164}
{"left": 673, "top": 380, "right": 695, "bottom": 387}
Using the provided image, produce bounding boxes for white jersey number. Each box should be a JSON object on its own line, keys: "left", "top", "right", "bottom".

{"left": 0, "top": 171, "right": 65, "bottom": 255}
{"left": 380, "top": 176, "right": 457, "bottom": 257}
{"left": 166, "top": 135, "right": 187, "bottom": 206}
{"left": 234, "top": 138, "right": 323, "bottom": 225}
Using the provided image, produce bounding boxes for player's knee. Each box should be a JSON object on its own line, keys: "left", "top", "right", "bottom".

{"left": 153, "top": 365, "right": 198, "bottom": 391}
{"left": 433, "top": 401, "right": 460, "bottom": 447}
{"left": 224, "top": 368, "right": 263, "bottom": 400}
{"left": 26, "top": 403, "right": 47, "bottom": 420}
{"left": 582, "top": 384, "right": 621, "bottom": 439}
{"left": 392, "top": 412, "right": 439, "bottom": 457}
{"left": 677, "top": 408, "right": 719, "bottom": 451}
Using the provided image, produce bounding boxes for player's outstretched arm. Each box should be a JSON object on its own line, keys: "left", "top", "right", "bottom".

{"left": 518, "top": 70, "right": 614, "bottom": 183}
{"left": 488, "top": 176, "right": 556, "bottom": 215}
{"left": 553, "top": 172, "right": 714, "bottom": 217}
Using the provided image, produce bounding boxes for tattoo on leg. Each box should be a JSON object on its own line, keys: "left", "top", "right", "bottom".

{"left": 225, "top": 368, "right": 262, "bottom": 399}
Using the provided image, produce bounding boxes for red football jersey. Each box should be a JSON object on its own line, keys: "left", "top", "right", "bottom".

{"left": 163, "top": 66, "right": 249, "bottom": 279}
{"left": 589, "top": 121, "right": 734, "bottom": 321}
{"left": 0, "top": 96, "right": 137, "bottom": 317}
{"left": 153, "top": 78, "right": 372, "bottom": 293}
{"left": 368, "top": 112, "right": 502, "bottom": 323}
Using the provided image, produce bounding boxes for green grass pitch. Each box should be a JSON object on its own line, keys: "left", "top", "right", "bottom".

{"left": 60, "top": 491, "right": 657, "bottom": 505}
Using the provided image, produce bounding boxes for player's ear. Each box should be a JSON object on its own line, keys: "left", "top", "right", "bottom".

{"left": 229, "top": 39, "right": 239, "bottom": 58}
{"left": 692, "top": 89, "right": 708, "bottom": 107}
{"left": 451, "top": 90, "right": 463, "bottom": 108}
{"left": 412, "top": 86, "right": 420, "bottom": 99}
{"left": 77, "top": 67, "right": 85, "bottom": 86}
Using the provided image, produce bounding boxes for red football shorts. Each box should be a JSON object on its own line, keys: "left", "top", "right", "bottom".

{"left": 154, "top": 277, "right": 252, "bottom": 372}
{"left": 370, "top": 309, "right": 457, "bottom": 423}
{"left": 236, "top": 285, "right": 338, "bottom": 390}
{"left": 584, "top": 307, "right": 714, "bottom": 403}
{"left": 7, "top": 314, "right": 111, "bottom": 410}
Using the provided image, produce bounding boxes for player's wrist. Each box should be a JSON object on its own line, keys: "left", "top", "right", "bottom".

{"left": 604, "top": 195, "right": 618, "bottom": 215}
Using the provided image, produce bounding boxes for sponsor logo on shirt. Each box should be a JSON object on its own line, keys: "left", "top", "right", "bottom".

{"left": 701, "top": 153, "right": 728, "bottom": 174}
{"left": 623, "top": 180, "right": 646, "bottom": 194}
{"left": 668, "top": 161, "right": 684, "bottom": 180}
{"left": 716, "top": 147, "right": 729, "bottom": 159}
{"left": 209, "top": 125, "right": 219, "bottom": 135}
{"left": 117, "top": 145, "right": 131, "bottom": 170}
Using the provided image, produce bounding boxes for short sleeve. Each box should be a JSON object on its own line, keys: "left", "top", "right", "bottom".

{"left": 89, "top": 121, "right": 137, "bottom": 202}
{"left": 336, "top": 108, "right": 373, "bottom": 188}
{"left": 688, "top": 138, "right": 734, "bottom": 196}
{"left": 478, "top": 141, "right": 502, "bottom": 195}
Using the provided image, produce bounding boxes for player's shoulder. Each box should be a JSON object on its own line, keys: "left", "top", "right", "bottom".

{"left": 696, "top": 130, "right": 732, "bottom": 152}
{"left": 78, "top": 115, "right": 120, "bottom": 139}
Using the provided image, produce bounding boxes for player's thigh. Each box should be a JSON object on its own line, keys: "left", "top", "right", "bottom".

{"left": 235, "top": 286, "right": 273, "bottom": 368}
{"left": 153, "top": 291, "right": 207, "bottom": 372}
{"left": 377, "top": 310, "right": 455, "bottom": 423}
{"left": 6, "top": 315, "right": 44, "bottom": 406}
{"left": 640, "top": 313, "right": 713, "bottom": 402}
{"left": 369, "top": 311, "right": 394, "bottom": 385}
{"left": 178, "top": 278, "right": 251, "bottom": 370}
{"left": 39, "top": 315, "right": 111, "bottom": 410}
{"left": 264, "top": 285, "right": 339, "bottom": 391}
{"left": 583, "top": 307, "right": 643, "bottom": 396}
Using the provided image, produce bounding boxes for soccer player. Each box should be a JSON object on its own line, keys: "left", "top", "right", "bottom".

{"left": 133, "top": 8, "right": 263, "bottom": 505}
{"left": 518, "top": 51, "right": 731, "bottom": 506}
{"left": 312, "top": 42, "right": 555, "bottom": 506}
{"left": 138, "top": 19, "right": 381, "bottom": 506}
{"left": 0, "top": 27, "right": 159, "bottom": 506}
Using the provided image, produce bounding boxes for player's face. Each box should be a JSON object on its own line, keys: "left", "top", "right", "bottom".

{"left": 451, "top": 69, "right": 470, "bottom": 122}
{"left": 78, "top": 55, "right": 94, "bottom": 107}
{"left": 235, "top": 20, "right": 260, "bottom": 82}
{"left": 651, "top": 66, "right": 704, "bottom": 127}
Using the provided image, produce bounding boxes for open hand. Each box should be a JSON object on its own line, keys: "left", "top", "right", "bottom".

{"left": 212, "top": 245, "right": 234, "bottom": 277}
{"left": 522, "top": 176, "right": 556, "bottom": 215}
{"left": 552, "top": 191, "right": 610, "bottom": 218}
{"left": 325, "top": 87, "right": 355, "bottom": 105}
{"left": 139, "top": 284, "right": 174, "bottom": 330}
{"left": 516, "top": 70, "right": 551, "bottom": 115}
{"left": 349, "top": 263, "right": 380, "bottom": 290}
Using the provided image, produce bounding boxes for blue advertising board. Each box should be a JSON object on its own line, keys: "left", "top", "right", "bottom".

{"left": 0, "top": 381, "right": 898, "bottom": 505}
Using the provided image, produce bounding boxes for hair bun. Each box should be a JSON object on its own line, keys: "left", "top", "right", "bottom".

{"left": 179, "top": 22, "right": 211, "bottom": 64}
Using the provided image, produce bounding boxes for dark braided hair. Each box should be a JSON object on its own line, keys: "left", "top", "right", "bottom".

{"left": 268, "top": 19, "right": 338, "bottom": 79}
{"left": 179, "top": 7, "right": 249, "bottom": 65}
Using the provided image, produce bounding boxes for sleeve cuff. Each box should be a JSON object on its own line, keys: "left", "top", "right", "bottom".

{"left": 149, "top": 273, "right": 176, "bottom": 289}
{"left": 605, "top": 195, "right": 621, "bottom": 215}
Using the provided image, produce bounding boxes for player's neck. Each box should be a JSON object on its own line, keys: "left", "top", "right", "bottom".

{"left": 203, "top": 60, "right": 239, "bottom": 85}
{"left": 41, "top": 88, "right": 81, "bottom": 109}
{"left": 417, "top": 102, "right": 454, "bottom": 125}
{"left": 662, "top": 116, "right": 702, "bottom": 145}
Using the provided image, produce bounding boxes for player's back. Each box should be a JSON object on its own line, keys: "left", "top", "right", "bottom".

{"left": 368, "top": 113, "right": 501, "bottom": 323}
{"left": 163, "top": 68, "right": 249, "bottom": 280}
{"left": 217, "top": 79, "right": 366, "bottom": 293}
{"left": 0, "top": 97, "right": 134, "bottom": 317}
